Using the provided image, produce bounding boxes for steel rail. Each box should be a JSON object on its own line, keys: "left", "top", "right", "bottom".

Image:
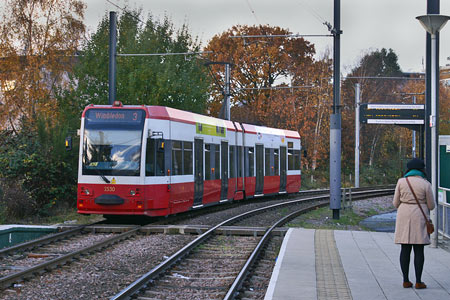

{"left": 224, "top": 202, "right": 323, "bottom": 300}
{"left": 223, "top": 187, "right": 395, "bottom": 299}
{"left": 110, "top": 194, "right": 330, "bottom": 300}
{"left": 0, "top": 226, "right": 140, "bottom": 289}
{"left": 110, "top": 186, "right": 394, "bottom": 300}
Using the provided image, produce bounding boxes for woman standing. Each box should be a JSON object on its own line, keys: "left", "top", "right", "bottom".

{"left": 393, "top": 158, "right": 435, "bottom": 289}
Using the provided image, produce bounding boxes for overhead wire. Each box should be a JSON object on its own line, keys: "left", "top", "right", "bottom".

{"left": 297, "top": 0, "right": 327, "bottom": 26}
{"left": 105, "top": 0, "right": 145, "bottom": 25}
{"left": 245, "top": 0, "right": 261, "bottom": 25}
{"left": 206, "top": 64, "right": 225, "bottom": 92}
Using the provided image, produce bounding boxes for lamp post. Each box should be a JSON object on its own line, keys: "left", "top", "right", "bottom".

{"left": 416, "top": 14, "right": 450, "bottom": 248}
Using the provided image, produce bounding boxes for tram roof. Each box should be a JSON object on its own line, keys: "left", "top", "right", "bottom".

{"left": 82, "top": 104, "right": 299, "bottom": 139}
{"left": 146, "top": 105, "right": 238, "bottom": 132}
{"left": 241, "top": 123, "right": 300, "bottom": 140}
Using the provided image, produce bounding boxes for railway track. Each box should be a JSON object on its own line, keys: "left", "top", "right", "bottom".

{"left": 155, "top": 185, "right": 395, "bottom": 226}
{"left": 0, "top": 186, "right": 393, "bottom": 298}
{"left": 0, "top": 225, "right": 89, "bottom": 258}
{"left": 0, "top": 226, "right": 140, "bottom": 289}
{"left": 111, "top": 186, "right": 393, "bottom": 300}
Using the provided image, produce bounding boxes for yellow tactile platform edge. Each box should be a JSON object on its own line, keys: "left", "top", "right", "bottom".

{"left": 315, "top": 229, "right": 353, "bottom": 300}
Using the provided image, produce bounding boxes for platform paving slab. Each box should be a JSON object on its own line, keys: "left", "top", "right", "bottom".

{"left": 264, "top": 228, "right": 316, "bottom": 300}
{"left": 265, "top": 228, "right": 450, "bottom": 300}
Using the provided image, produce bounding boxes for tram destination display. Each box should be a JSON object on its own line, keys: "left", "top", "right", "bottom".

{"left": 360, "top": 104, "right": 425, "bottom": 125}
{"left": 85, "top": 109, "right": 145, "bottom": 126}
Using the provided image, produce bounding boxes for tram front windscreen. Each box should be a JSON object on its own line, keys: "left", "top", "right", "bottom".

{"left": 82, "top": 109, "right": 145, "bottom": 177}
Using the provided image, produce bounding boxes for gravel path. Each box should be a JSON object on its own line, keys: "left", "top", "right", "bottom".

{"left": 350, "top": 195, "right": 396, "bottom": 216}
{"left": 287, "top": 195, "right": 397, "bottom": 231}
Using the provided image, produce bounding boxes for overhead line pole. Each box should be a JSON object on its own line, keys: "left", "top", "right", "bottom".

{"left": 225, "top": 63, "right": 231, "bottom": 120}
{"left": 355, "top": 83, "right": 360, "bottom": 188}
{"left": 109, "top": 11, "right": 117, "bottom": 105}
{"left": 425, "top": 0, "right": 440, "bottom": 185}
{"left": 330, "top": 0, "right": 342, "bottom": 220}
{"left": 204, "top": 61, "right": 232, "bottom": 120}
{"left": 107, "top": 10, "right": 211, "bottom": 106}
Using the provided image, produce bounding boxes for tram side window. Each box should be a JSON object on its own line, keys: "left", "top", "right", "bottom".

{"left": 146, "top": 138, "right": 165, "bottom": 176}
{"left": 171, "top": 140, "right": 193, "bottom": 176}
{"left": 237, "top": 146, "right": 243, "bottom": 178}
{"left": 248, "top": 147, "right": 254, "bottom": 177}
{"left": 205, "top": 144, "right": 220, "bottom": 180}
{"left": 288, "top": 149, "right": 301, "bottom": 171}
{"left": 214, "top": 145, "right": 220, "bottom": 180}
{"left": 288, "top": 150, "right": 294, "bottom": 170}
{"left": 265, "top": 148, "right": 271, "bottom": 176}
{"left": 274, "top": 149, "right": 279, "bottom": 175}
{"left": 288, "top": 142, "right": 295, "bottom": 171}
{"left": 230, "top": 146, "right": 236, "bottom": 178}
{"left": 183, "top": 142, "right": 193, "bottom": 175}
{"left": 172, "top": 141, "right": 182, "bottom": 175}
{"left": 205, "top": 144, "right": 211, "bottom": 180}
{"left": 294, "top": 150, "right": 301, "bottom": 170}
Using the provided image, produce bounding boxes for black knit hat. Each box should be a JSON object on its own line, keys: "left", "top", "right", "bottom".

{"left": 407, "top": 158, "right": 425, "bottom": 171}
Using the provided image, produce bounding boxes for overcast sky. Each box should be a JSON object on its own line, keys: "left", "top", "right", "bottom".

{"left": 84, "top": 0, "right": 450, "bottom": 74}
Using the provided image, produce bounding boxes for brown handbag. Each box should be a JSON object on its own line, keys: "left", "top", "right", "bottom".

{"left": 405, "top": 177, "right": 434, "bottom": 235}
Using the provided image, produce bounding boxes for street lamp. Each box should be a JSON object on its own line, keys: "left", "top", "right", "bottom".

{"left": 416, "top": 14, "right": 450, "bottom": 248}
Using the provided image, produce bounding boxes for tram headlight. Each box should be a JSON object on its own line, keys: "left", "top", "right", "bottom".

{"left": 129, "top": 188, "right": 140, "bottom": 197}
{"left": 80, "top": 187, "right": 93, "bottom": 196}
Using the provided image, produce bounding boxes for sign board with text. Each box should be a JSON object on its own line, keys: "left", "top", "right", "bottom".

{"left": 360, "top": 104, "right": 425, "bottom": 125}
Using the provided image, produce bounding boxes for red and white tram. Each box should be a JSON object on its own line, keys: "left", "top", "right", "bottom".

{"left": 77, "top": 102, "right": 301, "bottom": 217}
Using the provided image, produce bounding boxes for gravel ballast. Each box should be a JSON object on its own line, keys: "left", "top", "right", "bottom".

{"left": 1, "top": 234, "right": 195, "bottom": 300}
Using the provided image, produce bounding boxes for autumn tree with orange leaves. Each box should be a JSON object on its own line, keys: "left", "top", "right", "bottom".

{"left": 204, "top": 25, "right": 315, "bottom": 121}
{"left": 0, "top": 0, "right": 86, "bottom": 218}
{"left": 205, "top": 25, "right": 333, "bottom": 172}
{"left": 0, "top": 0, "right": 86, "bottom": 131}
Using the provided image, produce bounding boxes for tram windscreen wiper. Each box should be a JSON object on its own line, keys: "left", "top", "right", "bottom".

{"left": 99, "top": 173, "right": 111, "bottom": 184}
{"left": 92, "top": 168, "right": 111, "bottom": 184}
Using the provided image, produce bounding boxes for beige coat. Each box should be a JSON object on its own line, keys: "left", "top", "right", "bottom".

{"left": 393, "top": 176, "right": 435, "bottom": 244}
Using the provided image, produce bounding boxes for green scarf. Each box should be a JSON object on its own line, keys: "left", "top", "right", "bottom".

{"left": 404, "top": 169, "right": 426, "bottom": 178}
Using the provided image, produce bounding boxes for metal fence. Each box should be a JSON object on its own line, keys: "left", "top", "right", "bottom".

{"left": 438, "top": 187, "right": 450, "bottom": 239}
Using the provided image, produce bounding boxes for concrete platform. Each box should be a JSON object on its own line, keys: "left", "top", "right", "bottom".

{"left": 265, "top": 228, "right": 450, "bottom": 300}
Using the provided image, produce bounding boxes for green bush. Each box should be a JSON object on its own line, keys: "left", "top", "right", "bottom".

{"left": 0, "top": 179, "right": 36, "bottom": 219}
{"left": 0, "top": 118, "right": 78, "bottom": 219}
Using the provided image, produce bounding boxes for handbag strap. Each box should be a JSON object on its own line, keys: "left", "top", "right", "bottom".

{"left": 405, "top": 177, "right": 429, "bottom": 222}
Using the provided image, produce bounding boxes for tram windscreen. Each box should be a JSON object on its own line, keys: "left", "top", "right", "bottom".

{"left": 82, "top": 109, "right": 145, "bottom": 176}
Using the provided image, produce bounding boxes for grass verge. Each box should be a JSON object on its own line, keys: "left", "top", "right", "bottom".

{"left": 287, "top": 206, "right": 376, "bottom": 231}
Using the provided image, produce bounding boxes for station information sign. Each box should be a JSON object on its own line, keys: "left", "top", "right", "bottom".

{"left": 360, "top": 104, "right": 425, "bottom": 125}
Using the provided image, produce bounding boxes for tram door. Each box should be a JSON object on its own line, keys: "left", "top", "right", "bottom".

{"left": 194, "top": 138, "right": 204, "bottom": 206}
{"left": 220, "top": 141, "right": 228, "bottom": 200}
{"left": 280, "top": 146, "right": 287, "bottom": 192}
{"left": 255, "top": 144, "right": 264, "bottom": 195}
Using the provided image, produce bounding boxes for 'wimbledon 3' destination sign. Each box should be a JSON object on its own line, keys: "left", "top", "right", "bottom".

{"left": 86, "top": 109, "right": 145, "bottom": 124}
{"left": 360, "top": 104, "right": 425, "bottom": 125}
